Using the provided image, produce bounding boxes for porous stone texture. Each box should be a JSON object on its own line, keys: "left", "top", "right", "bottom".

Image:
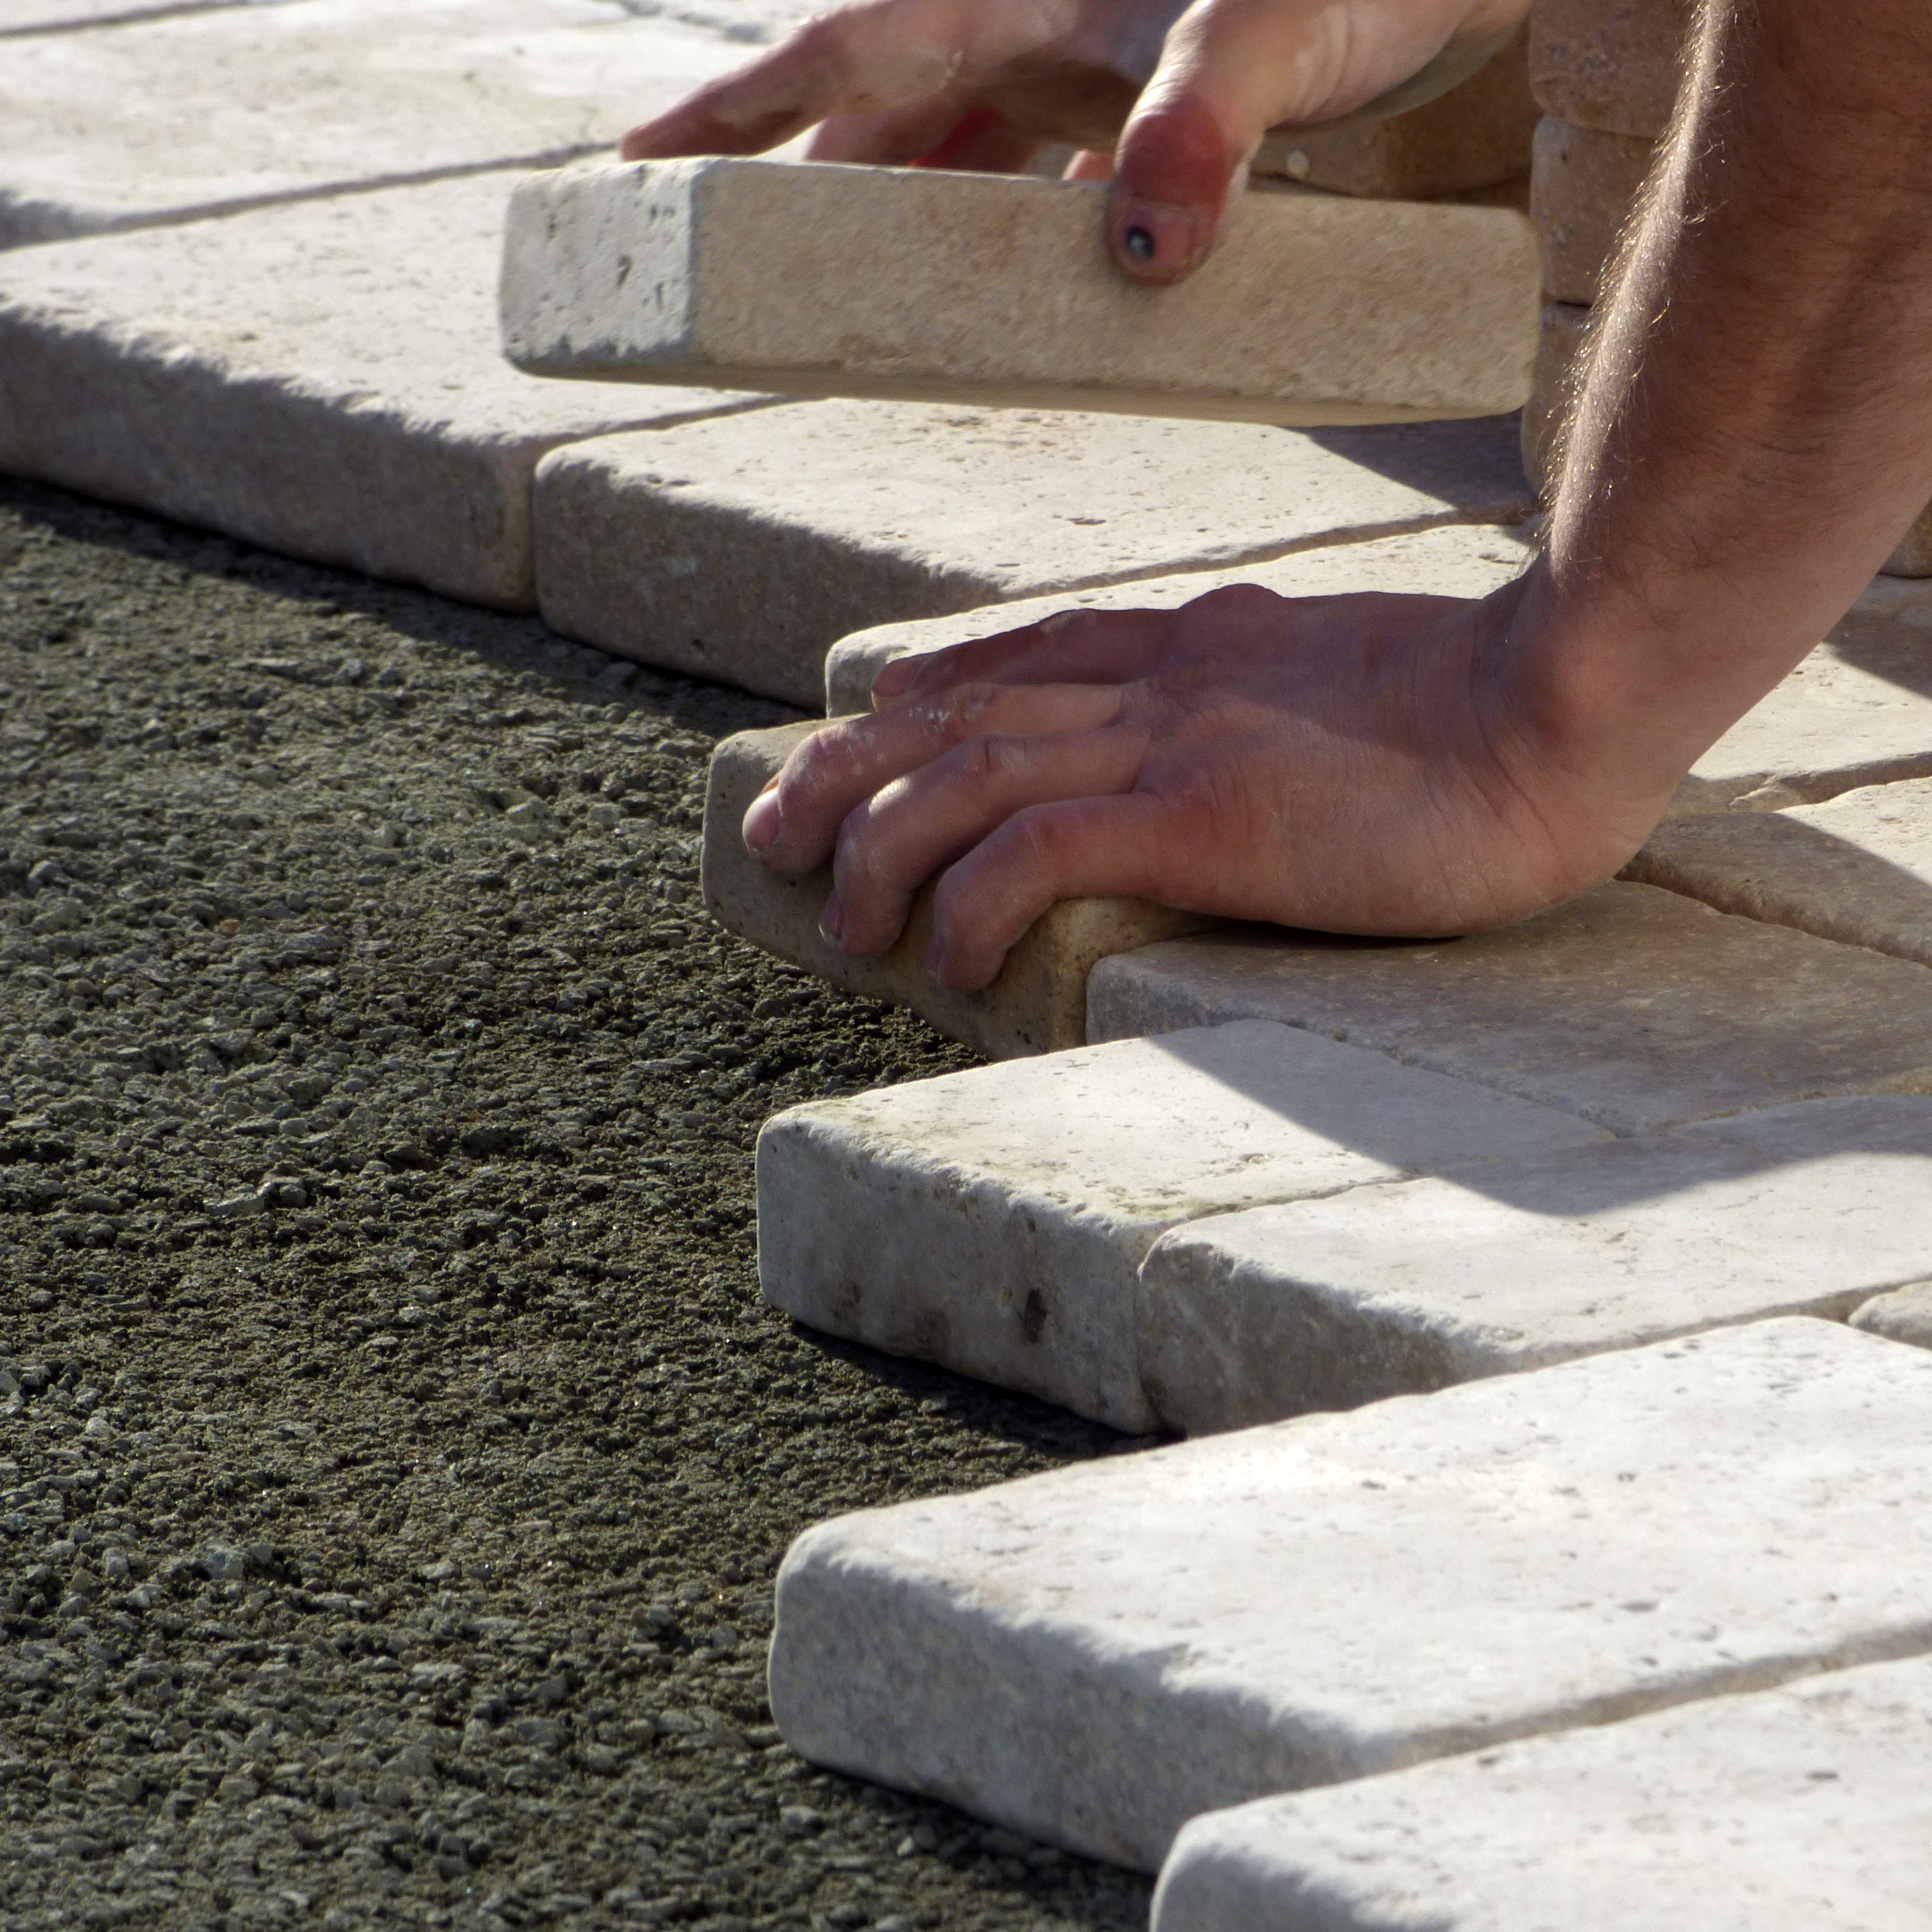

{"left": 0, "top": 174, "right": 768, "bottom": 609}
{"left": 703, "top": 721, "right": 1217, "bottom": 1059}
{"left": 1530, "top": 116, "right": 1652, "bottom": 303}
{"left": 534, "top": 404, "right": 1536, "bottom": 707}
{"left": 504, "top": 158, "right": 1540, "bottom": 427}
{"left": 1138, "top": 1095, "right": 1932, "bottom": 1433}
{"left": 769, "top": 1319, "right": 1932, "bottom": 1871}
{"left": 1627, "top": 776, "right": 1932, "bottom": 967}
{"left": 756, "top": 1022, "right": 1605, "bottom": 1433}
{"left": 1087, "top": 881, "right": 1932, "bottom": 1135}
{"left": 1851, "top": 1282, "right": 1932, "bottom": 1351}
{"left": 1251, "top": 27, "right": 1535, "bottom": 199}
{"left": 824, "top": 522, "right": 1537, "bottom": 713}
{"left": 1152, "top": 1654, "right": 1932, "bottom": 1932}
{"left": 0, "top": 0, "right": 746, "bottom": 247}
{"left": 1527, "top": 0, "right": 1694, "bottom": 140}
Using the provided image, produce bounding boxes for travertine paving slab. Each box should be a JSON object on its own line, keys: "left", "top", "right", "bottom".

{"left": 536, "top": 405, "right": 1536, "bottom": 706}
{"left": 0, "top": 0, "right": 745, "bottom": 247}
{"left": 1087, "top": 881, "right": 1932, "bottom": 1133}
{"left": 0, "top": 0, "right": 253, "bottom": 28}
{"left": 703, "top": 722, "right": 1216, "bottom": 1058}
{"left": 770, "top": 1319, "right": 1932, "bottom": 1869}
{"left": 757, "top": 1022, "right": 1604, "bottom": 1432}
{"left": 825, "top": 522, "right": 1537, "bottom": 713}
{"left": 1139, "top": 1095, "right": 1932, "bottom": 1433}
{"left": 1852, "top": 1281, "right": 1932, "bottom": 1351}
{"left": 1531, "top": 116, "right": 1651, "bottom": 303}
{"left": 1627, "top": 776, "right": 1932, "bottom": 965}
{"left": 1152, "top": 1654, "right": 1932, "bottom": 1932}
{"left": 1527, "top": 0, "right": 1692, "bottom": 140}
{"left": 0, "top": 175, "right": 768, "bottom": 609}
{"left": 504, "top": 158, "right": 1539, "bottom": 427}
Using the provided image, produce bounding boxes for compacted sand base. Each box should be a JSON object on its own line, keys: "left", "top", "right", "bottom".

{"left": 0, "top": 479, "right": 1149, "bottom": 1932}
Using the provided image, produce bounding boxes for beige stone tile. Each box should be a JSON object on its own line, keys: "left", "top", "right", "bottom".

{"left": 0, "top": 174, "right": 768, "bottom": 609}
{"left": 702, "top": 721, "right": 1217, "bottom": 1059}
{"left": 1850, "top": 1281, "right": 1932, "bottom": 1350}
{"left": 1527, "top": 0, "right": 1693, "bottom": 140}
{"left": 505, "top": 157, "right": 1540, "bottom": 427}
{"left": 1087, "top": 880, "right": 1932, "bottom": 1134}
{"left": 1530, "top": 116, "right": 1652, "bottom": 303}
{"left": 769, "top": 1320, "right": 1932, "bottom": 1867}
{"left": 1154, "top": 1655, "right": 1932, "bottom": 1932}
{"left": 0, "top": 0, "right": 745, "bottom": 247}
{"left": 535, "top": 402, "right": 1535, "bottom": 707}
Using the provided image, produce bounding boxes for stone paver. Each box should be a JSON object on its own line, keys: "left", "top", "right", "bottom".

{"left": 0, "top": 174, "right": 769, "bottom": 609}
{"left": 703, "top": 721, "right": 1216, "bottom": 1057}
{"left": 504, "top": 158, "right": 1538, "bottom": 425}
{"left": 1527, "top": 0, "right": 1692, "bottom": 139}
{"left": 1531, "top": 116, "right": 1651, "bottom": 303}
{"left": 535, "top": 405, "right": 1535, "bottom": 707}
{"left": 0, "top": 0, "right": 247, "bottom": 29}
{"left": 823, "top": 521, "right": 1537, "bottom": 713}
{"left": 1627, "top": 775, "right": 1932, "bottom": 966}
{"left": 1087, "top": 881, "right": 1932, "bottom": 1134}
{"left": 1152, "top": 1654, "right": 1932, "bottom": 1932}
{"left": 0, "top": 0, "right": 744, "bottom": 247}
{"left": 1852, "top": 1282, "right": 1932, "bottom": 1351}
{"left": 769, "top": 1319, "right": 1932, "bottom": 1869}
{"left": 757, "top": 1021, "right": 1605, "bottom": 1432}
{"left": 1138, "top": 1095, "right": 1932, "bottom": 1433}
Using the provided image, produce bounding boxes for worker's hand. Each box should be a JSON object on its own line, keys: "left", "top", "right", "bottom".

{"left": 736, "top": 576, "right": 1686, "bottom": 989}
{"left": 622, "top": 0, "right": 1531, "bottom": 284}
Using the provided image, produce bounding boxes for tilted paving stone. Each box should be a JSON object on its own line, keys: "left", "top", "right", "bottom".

{"left": 1627, "top": 775, "right": 1932, "bottom": 966}
{"left": 1137, "top": 1095, "right": 1932, "bottom": 1433}
{"left": 504, "top": 158, "right": 1539, "bottom": 426}
{"left": 769, "top": 1320, "right": 1932, "bottom": 1870}
{"left": 1527, "top": 0, "right": 1692, "bottom": 140}
{"left": 1530, "top": 115, "right": 1652, "bottom": 304}
{"left": 1851, "top": 1281, "right": 1932, "bottom": 1351}
{"left": 535, "top": 404, "right": 1536, "bottom": 707}
{"left": 703, "top": 720, "right": 1216, "bottom": 1058}
{"left": 0, "top": 174, "right": 771, "bottom": 609}
{"left": 1087, "top": 881, "right": 1932, "bottom": 1134}
{"left": 1151, "top": 1653, "right": 1932, "bottom": 1932}
{"left": 0, "top": 0, "right": 745, "bottom": 247}
{"left": 756, "top": 1021, "right": 1606, "bottom": 1433}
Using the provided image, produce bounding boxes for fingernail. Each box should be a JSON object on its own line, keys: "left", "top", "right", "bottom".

{"left": 818, "top": 889, "right": 845, "bottom": 947}
{"left": 1111, "top": 200, "right": 1202, "bottom": 279}
{"left": 742, "top": 788, "right": 782, "bottom": 854}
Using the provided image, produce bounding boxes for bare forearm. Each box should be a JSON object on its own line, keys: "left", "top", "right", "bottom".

{"left": 1526, "top": 0, "right": 1932, "bottom": 787}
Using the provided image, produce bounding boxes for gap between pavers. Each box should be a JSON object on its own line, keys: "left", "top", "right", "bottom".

{"left": 1152, "top": 1652, "right": 1932, "bottom": 1932}
{"left": 756, "top": 1021, "right": 1607, "bottom": 1433}
{"left": 769, "top": 1319, "right": 1932, "bottom": 1870}
{"left": 0, "top": 0, "right": 749, "bottom": 248}
{"left": 1087, "top": 880, "right": 1932, "bottom": 1135}
{"left": 1138, "top": 1094, "right": 1932, "bottom": 1434}
{"left": 703, "top": 721, "right": 1217, "bottom": 1060}
{"left": 532, "top": 404, "right": 1536, "bottom": 707}
{"left": 0, "top": 173, "right": 774, "bottom": 610}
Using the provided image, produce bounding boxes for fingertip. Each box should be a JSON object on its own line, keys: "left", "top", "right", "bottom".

{"left": 742, "top": 786, "right": 782, "bottom": 855}
{"left": 1106, "top": 195, "right": 1209, "bottom": 285}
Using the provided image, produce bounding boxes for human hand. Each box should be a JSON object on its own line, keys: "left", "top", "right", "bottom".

{"left": 621, "top": 0, "right": 1532, "bottom": 284}
{"left": 737, "top": 576, "right": 1687, "bottom": 991}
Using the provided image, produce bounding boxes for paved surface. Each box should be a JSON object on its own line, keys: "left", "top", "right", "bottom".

{"left": 0, "top": 477, "right": 1151, "bottom": 1932}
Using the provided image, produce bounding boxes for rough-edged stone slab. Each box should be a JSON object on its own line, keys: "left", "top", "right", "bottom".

{"left": 504, "top": 158, "right": 1539, "bottom": 427}
{"left": 1851, "top": 1281, "right": 1932, "bottom": 1351}
{"left": 0, "top": 0, "right": 745, "bottom": 248}
{"left": 1527, "top": 0, "right": 1692, "bottom": 140}
{"left": 1152, "top": 1652, "right": 1932, "bottom": 1932}
{"left": 536, "top": 404, "right": 1535, "bottom": 707}
{"left": 770, "top": 1319, "right": 1932, "bottom": 1870}
{"left": 757, "top": 1021, "right": 1606, "bottom": 1433}
{"left": 703, "top": 721, "right": 1216, "bottom": 1058}
{"left": 1087, "top": 881, "right": 1932, "bottom": 1134}
{"left": 1138, "top": 1095, "right": 1932, "bottom": 1433}
{"left": 0, "top": 174, "right": 768, "bottom": 609}
{"left": 1530, "top": 116, "right": 1651, "bottom": 303}
{"left": 824, "top": 522, "right": 1537, "bottom": 713}
{"left": 1627, "top": 776, "right": 1932, "bottom": 967}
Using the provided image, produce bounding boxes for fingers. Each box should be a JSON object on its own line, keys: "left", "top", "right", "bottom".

{"left": 870, "top": 605, "right": 1180, "bottom": 708}
{"left": 825, "top": 726, "right": 1147, "bottom": 955}
{"left": 742, "top": 681, "right": 1126, "bottom": 873}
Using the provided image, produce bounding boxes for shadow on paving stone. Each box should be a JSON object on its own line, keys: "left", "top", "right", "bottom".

{"left": 0, "top": 477, "right": 1153, "bottom": 1932}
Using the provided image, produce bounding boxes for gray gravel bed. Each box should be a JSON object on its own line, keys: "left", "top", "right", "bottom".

{"left": 0, "top": 479, "right": 1153, "bottom": 1932}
